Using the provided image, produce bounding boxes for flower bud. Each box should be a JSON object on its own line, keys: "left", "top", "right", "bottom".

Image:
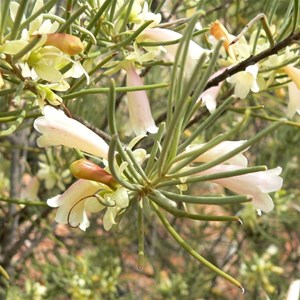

{"left": 45, "top": 33, "right": 84, "bottom": 55}
{"left": 70, "top": 159, "right": 118, "bottom": 188}
{"left": 210, "top": 20, "right": 231, "bottom": 52}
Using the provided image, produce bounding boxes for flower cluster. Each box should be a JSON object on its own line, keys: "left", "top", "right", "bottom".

{"left": 0, "top": 0, "right": 87, "bottom": 109}
{"left": 208, "top": 20, "right": 300, "bottom": 117}
{"left": 34, "top": 105, "right": 282, "bottom": 231}
{"left": 34, "top": 106, "right": 129, "bottom": 231}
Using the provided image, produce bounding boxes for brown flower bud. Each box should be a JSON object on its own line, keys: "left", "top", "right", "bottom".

{"left": 70, "top": 159, "right": 117, "bottom": 188}
{"left": 45, "top": 33, "right": 84, "bottom": 55}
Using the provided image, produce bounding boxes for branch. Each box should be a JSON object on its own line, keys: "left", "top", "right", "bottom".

{"left": 205, "top": 30, "right": 300, "bottom": 90}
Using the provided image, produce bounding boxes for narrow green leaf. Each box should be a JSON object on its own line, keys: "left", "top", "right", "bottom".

{"left": 150, "top": 200, "right": 244, "bottom": 290}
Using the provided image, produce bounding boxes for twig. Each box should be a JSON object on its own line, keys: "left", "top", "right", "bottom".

{"left": 205, "top": 30, "right": 300, "bottom": 91}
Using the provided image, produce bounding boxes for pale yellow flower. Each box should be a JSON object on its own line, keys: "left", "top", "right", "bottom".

{"left": 47, "top": 180, "right": 129, "bottom": 231}
{"left": 227, "top": 64, "right": 259, "bottom": 99}
{"left": 47, "top": 179, "right": 105, "bottom": 231}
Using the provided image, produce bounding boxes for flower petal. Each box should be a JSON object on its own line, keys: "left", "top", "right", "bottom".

{"left": 33, "top": 63, "right": 63, "bottom": 82}
{"left": 139, "top": 28, "right": 208, "bottom": 78}
{"left": 47, "top": 195, "right": 62, "bottom": 207}
{"left": 286, "top": 279, "right": 300, "bottom": 300}
{"left": 103, "top": 207, "right": 117, "bottom": 231}
{"left": 192, "top": 140, "right": 248, "bottom": 167}
{"left": 283, "top": 65, "right": 300, "bottom": 90}
{"left": 47, "top": 179, "right": 102, "bottom": 230}
{"left": 0, "top": 40, "right": 29, "bottom": 55}
{"left": 198, "top": 165, "right": 282, "bottom": 212}
{"left": 125, "top": 64, "right": 158, "bottom": 135}
{"left": 287, "top": 82, "right": 300, "bottom": 118}
{"left": 251, "top": 192, "right": 274, "bottom": 213}
{"left": 113, "top": 187, "right": 129, "bottom": 208}
{"left": 84, "top": 197, "right": 105, "bottom": 213}
{"left": 34, "top": 106, "right": 109, "bottom": 159}
{"left": 227, "top": 65, "right": 259, "bottom": 99}
{"left": 79, "top": 211, "right": 90, "bottom": 231}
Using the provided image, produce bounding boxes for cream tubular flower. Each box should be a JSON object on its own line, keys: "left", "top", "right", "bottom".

{"left": 282, "top": 65, "right": 300, "bottom": 89}
{"left": 282, "top": 65, "right": 300, "bottom": 117}
{"left": 47, "top": 179, "right": 104, "bottom": 231}
{"left": 139, "top": 28, "right": 207, "bottom": 77}
{"left": 192, "top": 140, "right": 248, "bottom": 167}
{"left": 125, "top": 63, "right": 158, "bottom": 135}
{"left": 198, "top": 165, "right": 283, "bottom": 212}
{"left": 287, "top": 82, "right": 300, "bottom": 118}
{"left": 227, "top": 64, "right": 259, "bottom": 99}
{"left": 34, "top": 106, "right": 109, "bottom": 159}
